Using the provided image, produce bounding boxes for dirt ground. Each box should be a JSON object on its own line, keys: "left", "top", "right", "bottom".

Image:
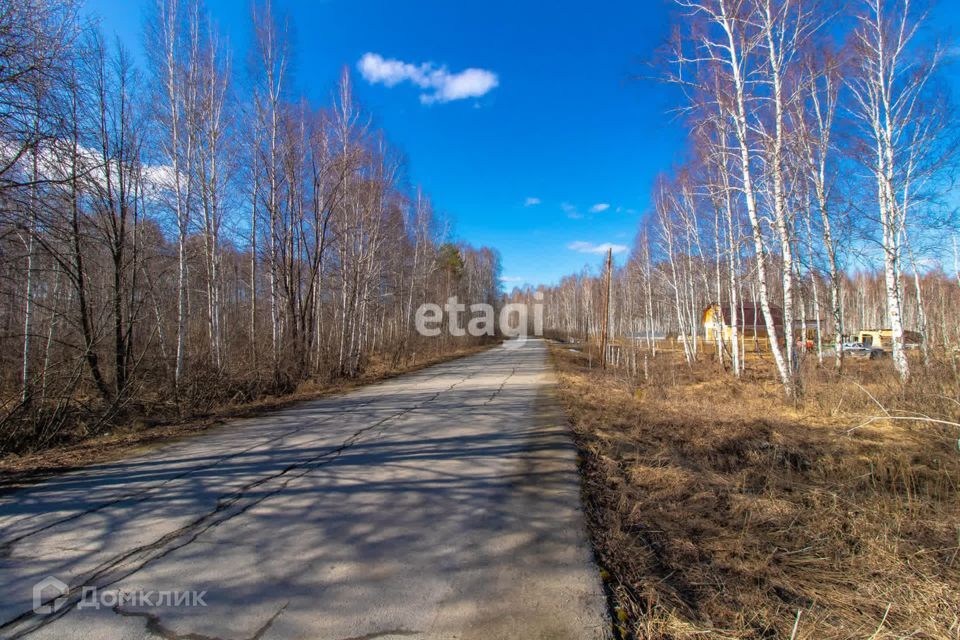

{"left": 550, "top": 342, "right": 960, "bottom": 640}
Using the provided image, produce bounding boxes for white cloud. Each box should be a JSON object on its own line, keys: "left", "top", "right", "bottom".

{"left": 567, "top": 241, "right": 629, "bottom": 255}
{"left": 561, "top": 202, "right": 582, "bottom": 219}
{"left": 589, "top": 203, "right": 610, "bottom": 213}
{"left": 501, "top": 276, "right": 528, "bottom": 283}
{"left": 524, "top": 197, "right": 541, "bottom": 207}
{"left": 357, "top": 52, "right": 498, "bottom": 104}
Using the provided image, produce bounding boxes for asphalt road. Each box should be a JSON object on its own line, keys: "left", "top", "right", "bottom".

{"left": 0, "top": 339, "right": 608, "bottom": 640}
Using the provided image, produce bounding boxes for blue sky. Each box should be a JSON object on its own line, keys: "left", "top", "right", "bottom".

{"left": 81, "top": 0, "right": 960, "bottom": 287}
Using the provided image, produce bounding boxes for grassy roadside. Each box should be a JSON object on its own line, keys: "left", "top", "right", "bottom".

{"left": 549, "top": 342, "right": 960, "bottom": 639}
{"left": 0, "top": 342, "right": 497, "bottom": 490}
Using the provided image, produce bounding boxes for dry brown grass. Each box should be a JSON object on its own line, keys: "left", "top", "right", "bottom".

{"left": 551, "top": 343, "right": 960, "bottom": 640}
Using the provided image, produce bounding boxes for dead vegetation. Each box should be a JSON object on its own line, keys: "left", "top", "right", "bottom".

{"left": 551, "top": 343, "right": 960, "bottom": 640}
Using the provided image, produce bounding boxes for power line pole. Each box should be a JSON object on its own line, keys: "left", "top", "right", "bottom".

{"left": 599, "top": 247, "right": 612, "bottom": 369}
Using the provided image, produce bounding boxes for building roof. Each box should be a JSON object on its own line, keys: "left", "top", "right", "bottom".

{"left": 705, "top": 303, "right": 783, "bottom": 328}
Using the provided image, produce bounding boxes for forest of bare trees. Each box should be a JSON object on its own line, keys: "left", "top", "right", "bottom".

{"left": 0, "top": 0, "right": 501, "bottom": 453}
{"left": 532, "top": 0, "right": 958, "bottom": 395}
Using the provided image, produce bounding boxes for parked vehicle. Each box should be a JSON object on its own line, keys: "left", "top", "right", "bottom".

{"left": 842, "top": 342, "right": 885, "bottom": 359}
{"left": 856, "top": 329, "right": 923, "bottom": 350}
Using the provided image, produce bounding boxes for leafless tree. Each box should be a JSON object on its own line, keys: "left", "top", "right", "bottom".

{"left": 846, "top": 0, "right": 948, "bottom": 380}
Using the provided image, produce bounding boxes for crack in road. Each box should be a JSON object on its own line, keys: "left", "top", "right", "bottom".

{"left": 111, "top": 602, "right": 288, "bottom": 640}
{"left": 337, "top": 629, "right": 421, "bottom": 640}
{"left": 480, "top": 367, "right": 516, "bottom": 407}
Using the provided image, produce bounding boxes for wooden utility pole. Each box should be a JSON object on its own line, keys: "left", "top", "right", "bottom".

{"left": 599, "top": 248, "right": 612, "bottom": 369}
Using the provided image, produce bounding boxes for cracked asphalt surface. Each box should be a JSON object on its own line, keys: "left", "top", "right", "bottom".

{"left": 0, "top": 339, "right": 608, "bottom": 640}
